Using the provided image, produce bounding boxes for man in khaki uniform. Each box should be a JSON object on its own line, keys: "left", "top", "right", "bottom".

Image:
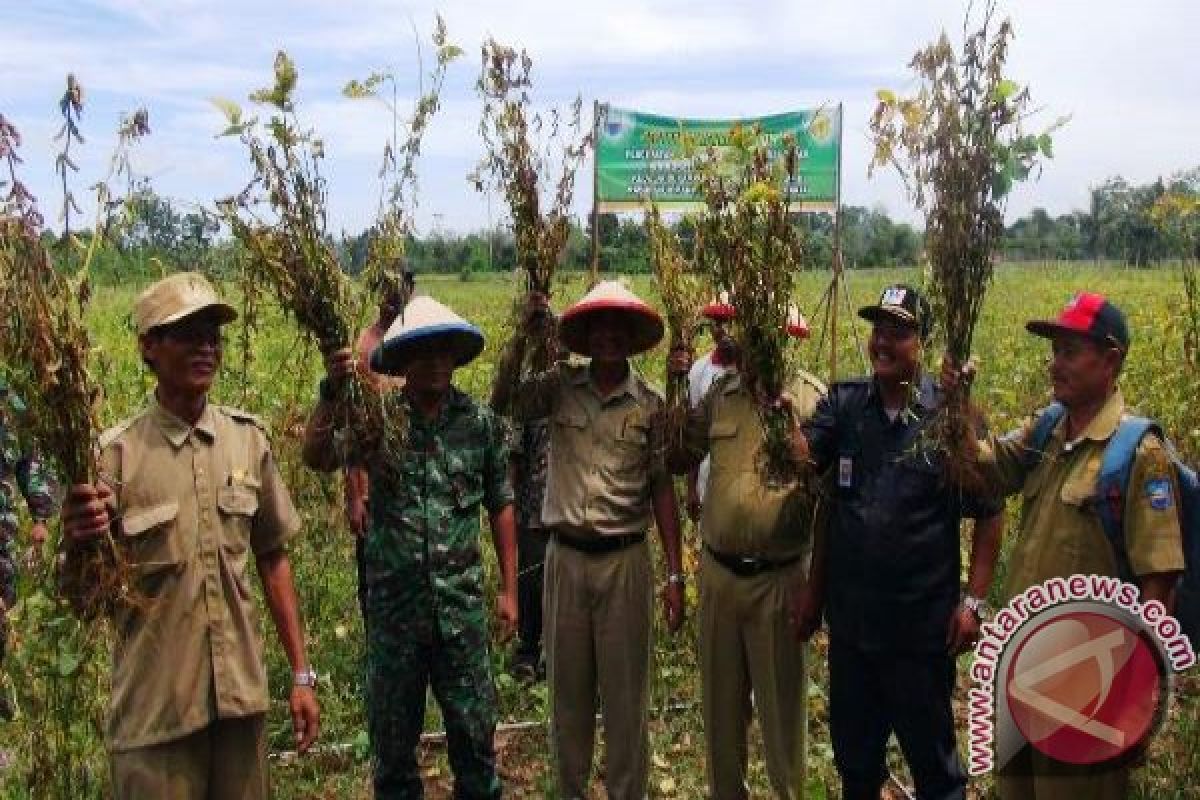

{"left": 670, "top": 331, "right": 824, "bottom": 799}
{"left": 494, "top": 281, "right": 685, "bottom": 800}
{"left": 62, "top": 273, "right": 319, "bottom": 799}
{"left": 954, "top": 292, "right": 1185, "bottom": 800}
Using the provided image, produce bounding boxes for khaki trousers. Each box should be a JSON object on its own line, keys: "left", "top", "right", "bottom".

{"left": 544, "top": 537, "right": 652, "bottom": 800}
{"left": 700, "top": 549, "right": 808, "bottom": 800}
{"left": 110, "top": 714, "right": 268, "bottom": 800}
{"left": 997, "top": 745, "right": 1130, "bottom": 800}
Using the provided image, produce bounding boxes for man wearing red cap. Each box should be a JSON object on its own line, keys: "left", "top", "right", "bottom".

{"left": 683, "top": 298, "right": 738, "bottom": 523}
{"left": 947, "top": 292, "right": 1185, "bottom": 799}
{"left": 668, "top": 310, "right": 823, "bottom": 799}
{"left": 494, "top": 281, "right": 685, "bottom": 800}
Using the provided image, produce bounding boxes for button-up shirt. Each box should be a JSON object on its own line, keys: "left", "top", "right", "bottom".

{"left": 510, "top": 362, "right": 668, "bottom": 537}
{"left": 804, "top": 374, "right": 1002, "bottom": 652}
{"left": 93, "top": 399, "right": 299, "bottom": 751}
{"left": 356, "top": 388, "right": 513, "bottom": 643}
{"left": 978, "top": 388, "right": 1185, "bottom": 601}
{"left": 684, "top": 371, "right": 825, "bottom": 559}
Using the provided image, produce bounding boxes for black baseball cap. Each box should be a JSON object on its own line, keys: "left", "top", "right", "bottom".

{"left": 1026, "top": 292, "right": 1130, "bottom": 352}
{"left": 858, "top": 284, "right": 931, "bottom": 339}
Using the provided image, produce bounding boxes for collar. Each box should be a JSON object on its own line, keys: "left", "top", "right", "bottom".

{"left": 1062, "top": 388, "right": 1125, "bottom": 446}
{"left": 710, "top": 348, "right": 735, "bottom": 368}
{"left": 866, "top": 371, "right": 938, "bottom": 413}
{"left": 151, "top": 396, "right": 215, "bottom": 448}
{"left": 576, "top": 361, "right": 638, "bottom": 402}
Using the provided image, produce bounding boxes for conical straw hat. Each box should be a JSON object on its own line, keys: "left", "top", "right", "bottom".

{"left": 369, "top": 295, "right": 484, "bottom": 375}
{"left": 559, "top": 280, "right": 664, "bottom": 357}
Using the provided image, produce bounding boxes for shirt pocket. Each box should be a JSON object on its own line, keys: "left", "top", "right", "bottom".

{"left": 615, "top": 411, "right": 652, "bottom": 473}
{"left": 708, "top": 419, "right": 742, "bottom": 474}
{"left": 447, "top": 452, "right": 485, "bottom": 512}
{"left": 217, "top": 482, "right": 260, "bottom": 557}
{"left": 120, "top": 500, "right": 185, "bottom": 580}
{"left": 553, "top": 409, "right": 589, "bottom": 463}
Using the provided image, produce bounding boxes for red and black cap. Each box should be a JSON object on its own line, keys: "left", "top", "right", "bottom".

{"left": 858, "top": 284, "right": 931, "bottom": 339}
{"left": 1025, "top": 292, "right": 1130, "bottom": 352}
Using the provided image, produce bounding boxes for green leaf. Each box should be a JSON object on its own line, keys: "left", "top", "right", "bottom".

{"left": 56, "top": 650, "right": 82, "bottom": 678}
{"left": 992, "top": 79, "right": 1019, "bottom": 103}
{"left": 992, "top": 168, "right": 1013, "bottom": 199}
{"left": 1038, "top": 133, "right": 1054, "bottom": 158}
{"left": 876, "top": 89, "right": 897, "bottom": 105}
{"left": 210, "top": 96, "right": 242, "bottom": 125}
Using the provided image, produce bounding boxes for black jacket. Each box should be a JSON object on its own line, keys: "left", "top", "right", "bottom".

{"left": 803, "top": 374, "right": 1002, "bottom": 652}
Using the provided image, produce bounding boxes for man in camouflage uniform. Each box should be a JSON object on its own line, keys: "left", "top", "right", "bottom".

{"left": 0, "top": 377, "right": 57, "bottom": 667}
{"left": 304, "top": 295, "right": 518, "bottom": 799}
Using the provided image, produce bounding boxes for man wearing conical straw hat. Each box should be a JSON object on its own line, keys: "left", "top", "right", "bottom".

{"left": 668, "top": 304, "right": 821, "bottom": 800}
{"left": 494, "top": 280, "right": 685, "bottom": 800}
{"left": 303, "top": 294, "right": 518, "bottom": 799}
{"left": 61, "top": 272, "right": 318, "bottom": 799}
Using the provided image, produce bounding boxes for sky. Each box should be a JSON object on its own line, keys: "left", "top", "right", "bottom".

{"left": 2, "top": 0, "right": 1196, "bottom": 236}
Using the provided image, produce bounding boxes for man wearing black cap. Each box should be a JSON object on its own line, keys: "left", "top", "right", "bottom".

{"left": 946, "top": 292, "right": 1184, "bottom": 799}
{"left": 792, "top": 284, "right": 1004, "bottom": 800}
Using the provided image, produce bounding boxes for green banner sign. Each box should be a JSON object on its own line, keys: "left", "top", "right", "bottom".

{"left": 595, "top": 105, "right": 841, "bottom": 212}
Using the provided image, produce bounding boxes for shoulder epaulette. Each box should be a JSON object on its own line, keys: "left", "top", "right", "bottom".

{"left": 217, "top": 406, "right": 268, "bottom": 430}
{"left": 794, "top": 369, "right": 828, "bottom": 396}
{"left": 98, "top": 416, "right": 139, "bottom": 450}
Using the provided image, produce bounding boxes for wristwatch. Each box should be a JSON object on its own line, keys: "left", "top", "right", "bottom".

{"left": 294, "top": 667, "right": 318, "bottom": 688}
{"left": 961, "top": 593, "right": 991, "bottom": 622}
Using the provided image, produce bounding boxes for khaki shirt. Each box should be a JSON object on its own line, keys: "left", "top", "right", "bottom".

{"left": 97, "top": 399, "right": 300, "bottom": 751}
{"left": 511, "top": 362, "right": 667, "bottom": 537}
{"left": 979, "top": 389, "right": 1185, "bottom": 601}
{"left": 687, "top": 371, "right": 825, "bottom": 560}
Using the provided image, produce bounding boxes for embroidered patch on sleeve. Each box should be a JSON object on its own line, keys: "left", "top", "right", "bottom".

{"left": 1144, "top": 477, "right": 1173, "bottom": 511}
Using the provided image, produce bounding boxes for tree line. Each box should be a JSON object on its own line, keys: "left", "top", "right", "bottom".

{"left": 52, "top": 166, "right": 1199, "bottom": 284}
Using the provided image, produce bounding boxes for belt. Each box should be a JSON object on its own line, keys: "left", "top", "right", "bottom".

{"left": 554, "top": 530, "right": 646, "bottom": 555}
{"left": 704, "top": 544, "right": 802, "bottom": 577}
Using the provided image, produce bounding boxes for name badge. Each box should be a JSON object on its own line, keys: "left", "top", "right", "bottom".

{"left": 838, "top": 456, "right": 853, "bottom": 488}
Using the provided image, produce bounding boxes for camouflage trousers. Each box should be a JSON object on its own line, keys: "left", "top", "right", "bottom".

{"left": 366, "top": 575, "right": 500, "bottom": 800}
{"left": 0, "top": 522, "right": 15, "bottom": 666}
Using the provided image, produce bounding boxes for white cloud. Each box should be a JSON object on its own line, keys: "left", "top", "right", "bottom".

{"left": 2, "top": 0, "right": 1197, "bottom": 235}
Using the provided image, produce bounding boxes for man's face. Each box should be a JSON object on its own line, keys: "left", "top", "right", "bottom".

{"left": 868, "top": 318, "right": 921, "bottom": 385}
{"left": 140, "top": 311, "right": 224, "bottom": 397}
{"left": 711, "top": 321, "right": 737, "bottom": 359}
{"left": 402, "top": 344, "right": 456, "bottom": 396}
{"left": 587, "top": 311, "right": 632, "bottom": 364}
{"left": 1048, "top": 332, "right": 1120, "bottom": 406}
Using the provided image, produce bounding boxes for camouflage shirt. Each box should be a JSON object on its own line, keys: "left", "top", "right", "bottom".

{"left": 360, "top": 388, "right": 513, "bottom": 641}
{"left": 0, "top": 385, "right": 57, "bottom": 535}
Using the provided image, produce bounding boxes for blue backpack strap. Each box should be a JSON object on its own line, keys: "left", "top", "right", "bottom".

{"left": 1022, "top": 403, "right": 1066, "bottom": 469}
{"left": 1094, "top": 416, "right": 1159, "bottom": 584}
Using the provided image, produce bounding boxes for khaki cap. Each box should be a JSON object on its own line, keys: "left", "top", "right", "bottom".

{"left": 134, "top": 272, "right": 237, "bottom": 335}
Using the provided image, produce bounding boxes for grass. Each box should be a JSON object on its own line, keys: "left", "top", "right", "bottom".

{"left": 2, "top": 263, "right": 1198, "bottom": 798}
